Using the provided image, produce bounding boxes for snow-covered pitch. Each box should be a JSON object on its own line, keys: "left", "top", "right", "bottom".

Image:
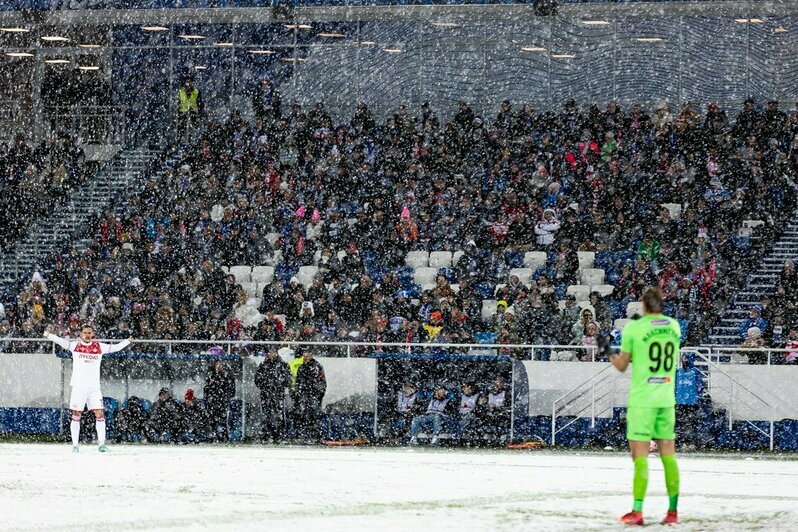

{"left": 1, "top": 443, "right": 797, "bottom": 531}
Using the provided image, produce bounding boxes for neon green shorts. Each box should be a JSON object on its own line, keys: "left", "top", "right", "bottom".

{"left": 626, "top": 406, "right": 676, "bottom": 441}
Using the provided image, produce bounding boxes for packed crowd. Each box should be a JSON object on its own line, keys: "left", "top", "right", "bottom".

{"left": 0, "top": 133, "right": 87, "bottom": 250}
{"left": 2, "top": 94, "right": 798, "bottom": 357}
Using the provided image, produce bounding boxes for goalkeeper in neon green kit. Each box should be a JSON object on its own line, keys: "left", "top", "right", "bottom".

{"left": 611, "top": 287, "right": 680, "bottom": 526}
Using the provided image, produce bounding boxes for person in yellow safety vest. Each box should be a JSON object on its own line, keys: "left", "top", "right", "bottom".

{"left": 176, "top": 77, "right": 204, "bottom": 143}
{"left": 289, "top": 351, "right": 304, "bottom": 389}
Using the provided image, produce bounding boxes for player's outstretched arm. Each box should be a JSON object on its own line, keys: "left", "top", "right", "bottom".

{"left": 101, "top": 338, "right": 133, "bottom": 354}
{"left": 44, "top": 328, "right": 71, "bottom": 350}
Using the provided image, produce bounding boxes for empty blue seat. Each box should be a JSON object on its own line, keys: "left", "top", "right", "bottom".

{"left": 474, "top": 332, "right": 497, "bottom": 344}
{"left": 595, "top": 251, "right": 614, "bottom": 270}
{"left": 504, "top": 251, "right": 524, "bottom": 268}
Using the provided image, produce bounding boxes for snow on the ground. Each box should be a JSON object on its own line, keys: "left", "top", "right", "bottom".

{"left": 1, "top": 443, "right": 797, "bottom": 531}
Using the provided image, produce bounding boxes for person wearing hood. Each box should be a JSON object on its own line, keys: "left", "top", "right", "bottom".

{"left": 204, "top": 361, "right": 236, "bottom": 442}
{"left": 703, "top": 176, "right": 731, "bottom": 207}
{"left": 571, "top": 306, "right": 597, "bottom": 344}
{"left": 455, "top": 240, "right": 481, "bottom": 282}
{"left": 181, "top": 389, "right": 210, "bottom": 443}
{"left": 255, "top": 348, "right": 292, "bottom": 443}
{"left": 534, "top": 208, "right": 561, "bottom": 247}
{"left": 147, "top": 387, "right": 183, "bottom": 443}
{"left": 741, "top": 326, "right": 767, "bottom": 364}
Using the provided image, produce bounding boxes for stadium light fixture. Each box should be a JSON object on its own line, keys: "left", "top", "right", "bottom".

{"left": 0, "top": 28, "right": 30, "bottom": 33}
{"left": 635, "top": 38, "right": 664, "bottom": 43}
{"left": 6, "top": 51, "right": 34, "bottom": 57}
{"left": 178, "top": 34, "right": 205, "bottom": 40}
{"left": 521, "top": 46, "right": 547, "bottom": 52}
{"left": 280, "top": 57, "right": 305, "bottom": 62}
{"left": 78, "top": 65, "right": 100, "bottom": 71}
{"left": 78, "top": 44, "right": 102, "bottom": 49}
{"left": 44, "top": 59, "right": 70, "bottom": 64}
{"left": 194, "top": 65, "right": 207, "bottom": 70}
{"left": 41, "top": 36, "right": 70, "bottom": 42}
{"left": 317, "top": 33, "right": 346, "bottom": 38}
{"left": 582, "top": 20, "right": 610, "bottom": 26}
{"left": 750, "top": 18, "right": 764, "bottom": 24}
{"left": 247, "top": 50, "right": 275, "bottom": 55}
{"left": 551, "top": 53, "right": 576, "bottom": 58}
{"left": 384, "top": 48, "right": 402, "bottom": 53}
{"left": 214, "top": 42, "right": 234, "bottom": 47}
{"left": 735, "top": 18, "right": 763, "bottom": 24}
{"left": 774, "top": 27, "right": 789, "bottom": 33}
{"left": 360, "top": 41, "right": 376, "bottom": 45}
{"left": 141, "top": 26, "right": 169, "bottom": 31}
{"left": 284, "top": 24, "right": 312, "bottom": 29}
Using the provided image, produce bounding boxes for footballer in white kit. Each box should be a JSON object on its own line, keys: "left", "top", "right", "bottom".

{"left": 45, "top": 324, "right": 131, "bottom": 452}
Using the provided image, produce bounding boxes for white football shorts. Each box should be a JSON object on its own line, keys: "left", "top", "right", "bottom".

{"left": 69, "top": 387, "right": 104, "bottom": 411}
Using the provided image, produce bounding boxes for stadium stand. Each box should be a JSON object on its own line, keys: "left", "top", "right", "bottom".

{"left": 2, "top": 96, "right": 795, "bottom": 357}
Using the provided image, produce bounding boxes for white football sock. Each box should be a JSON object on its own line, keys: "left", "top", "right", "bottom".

{"left": 96, "top": 420, "right": 106, "bottom": 446}
{"left": 70, "top": 419, "right": 80, "bottom": 447}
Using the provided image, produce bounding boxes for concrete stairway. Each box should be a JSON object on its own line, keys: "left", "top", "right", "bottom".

{"left": 0, "top": 148, "right": 159, "bottom": 293}
{"left": 706, "top": 213, "right": 798, "bottom": 344}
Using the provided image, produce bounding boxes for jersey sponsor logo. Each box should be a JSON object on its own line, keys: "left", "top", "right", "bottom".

{"left": 647, "top": 377, "right": 672, "bottom": 385}
{"left": 650, "top": 319, "right": 671, "bottom": 326}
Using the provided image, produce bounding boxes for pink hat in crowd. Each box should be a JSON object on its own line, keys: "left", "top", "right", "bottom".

{"left": 400, "top": 206, "right": 411, "bottom": 219}
{"left": 311, "top": 209, "right": 321, "bottom": 223}
{"left": 295, "top": 205, "right": 306, "bottom": 218}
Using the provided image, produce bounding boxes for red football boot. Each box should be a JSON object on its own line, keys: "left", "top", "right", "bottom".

{"left": 661, "top": 510, "right": 678, "bottom": 525}
{"left": 620, "top": 511, "right": 644, "bottom": 526}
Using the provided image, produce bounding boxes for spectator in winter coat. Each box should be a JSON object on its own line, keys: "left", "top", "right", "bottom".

{"left": 114, "top": 396, "right": 148, "bottom": 443}
{"left": 204, "top": 361, "right": 236, "bottom": 441}
{"left": 589, "top": 292, "right": 612, "bottom": 331}
{"left": 389, "top": 381, "right": 420, "bottom": 439}
{"left": 293, "top": 350, "right": 326, "bottom": 442}
{"left": 703, "top": 176, "right": 731, "bottom": 207}
{"left": 79, "top": 288, "right": 105, "bottom": 324}
{"left": 422, "top": 311, "right": 446, "bottom": 342}
{"left": 254, "top": 349, "right": 292, "bottom": 443}
{"left": 148, "top": 387, "right": 183, "bottom": 442}
{"left": 741, "top": 326, "right": 767, "bottom": 364}
{"left": 636, "top": 233, "right": 661, "bottom": 264}
{"left": 576, "top": 321, "right": 601, "bottom": 362}
{"left": 181, "top": 389, "right": 210, "bottom": 443}
{"left": 410, "top": 386, "right": 457, "bottom": 445}
{"left": 477, "top": 376, "right": 510, "bottom": 441}
{"left": 571, "top": 307, "right": 597, "bottom": 344}
{"left": 738, "top": 307, "right": 768, "bottom": 339}
{"left": 457, "top": 381, "right": 482, "bottom": 440}
{"left": 534, "top": 209, "right": 561, "bottom": 247}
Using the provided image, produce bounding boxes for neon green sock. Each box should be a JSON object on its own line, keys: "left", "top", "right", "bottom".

{"left": 633, "top": 456, "right": 649, "bottom": 511}
{"left": 661, "top": 454, "right": 680, "bottom": 511}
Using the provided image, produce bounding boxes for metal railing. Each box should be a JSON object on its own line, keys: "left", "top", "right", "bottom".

{"left": 704, "top": 346, "right": 798, "bottom": 366}
{"left": 692, "top": 349, "right": 777, "bottom": 450}
{"left": 551, "top": 363, "right": 625, "bottom": 446}
{"left": 0, "top": 338, "right": 787, "bottom": 448}
{"left": 44, "top": 105, "right": 127, "bottom": 145}
{"left": 0, "top": 337, "right": 619, "bottom": 360}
